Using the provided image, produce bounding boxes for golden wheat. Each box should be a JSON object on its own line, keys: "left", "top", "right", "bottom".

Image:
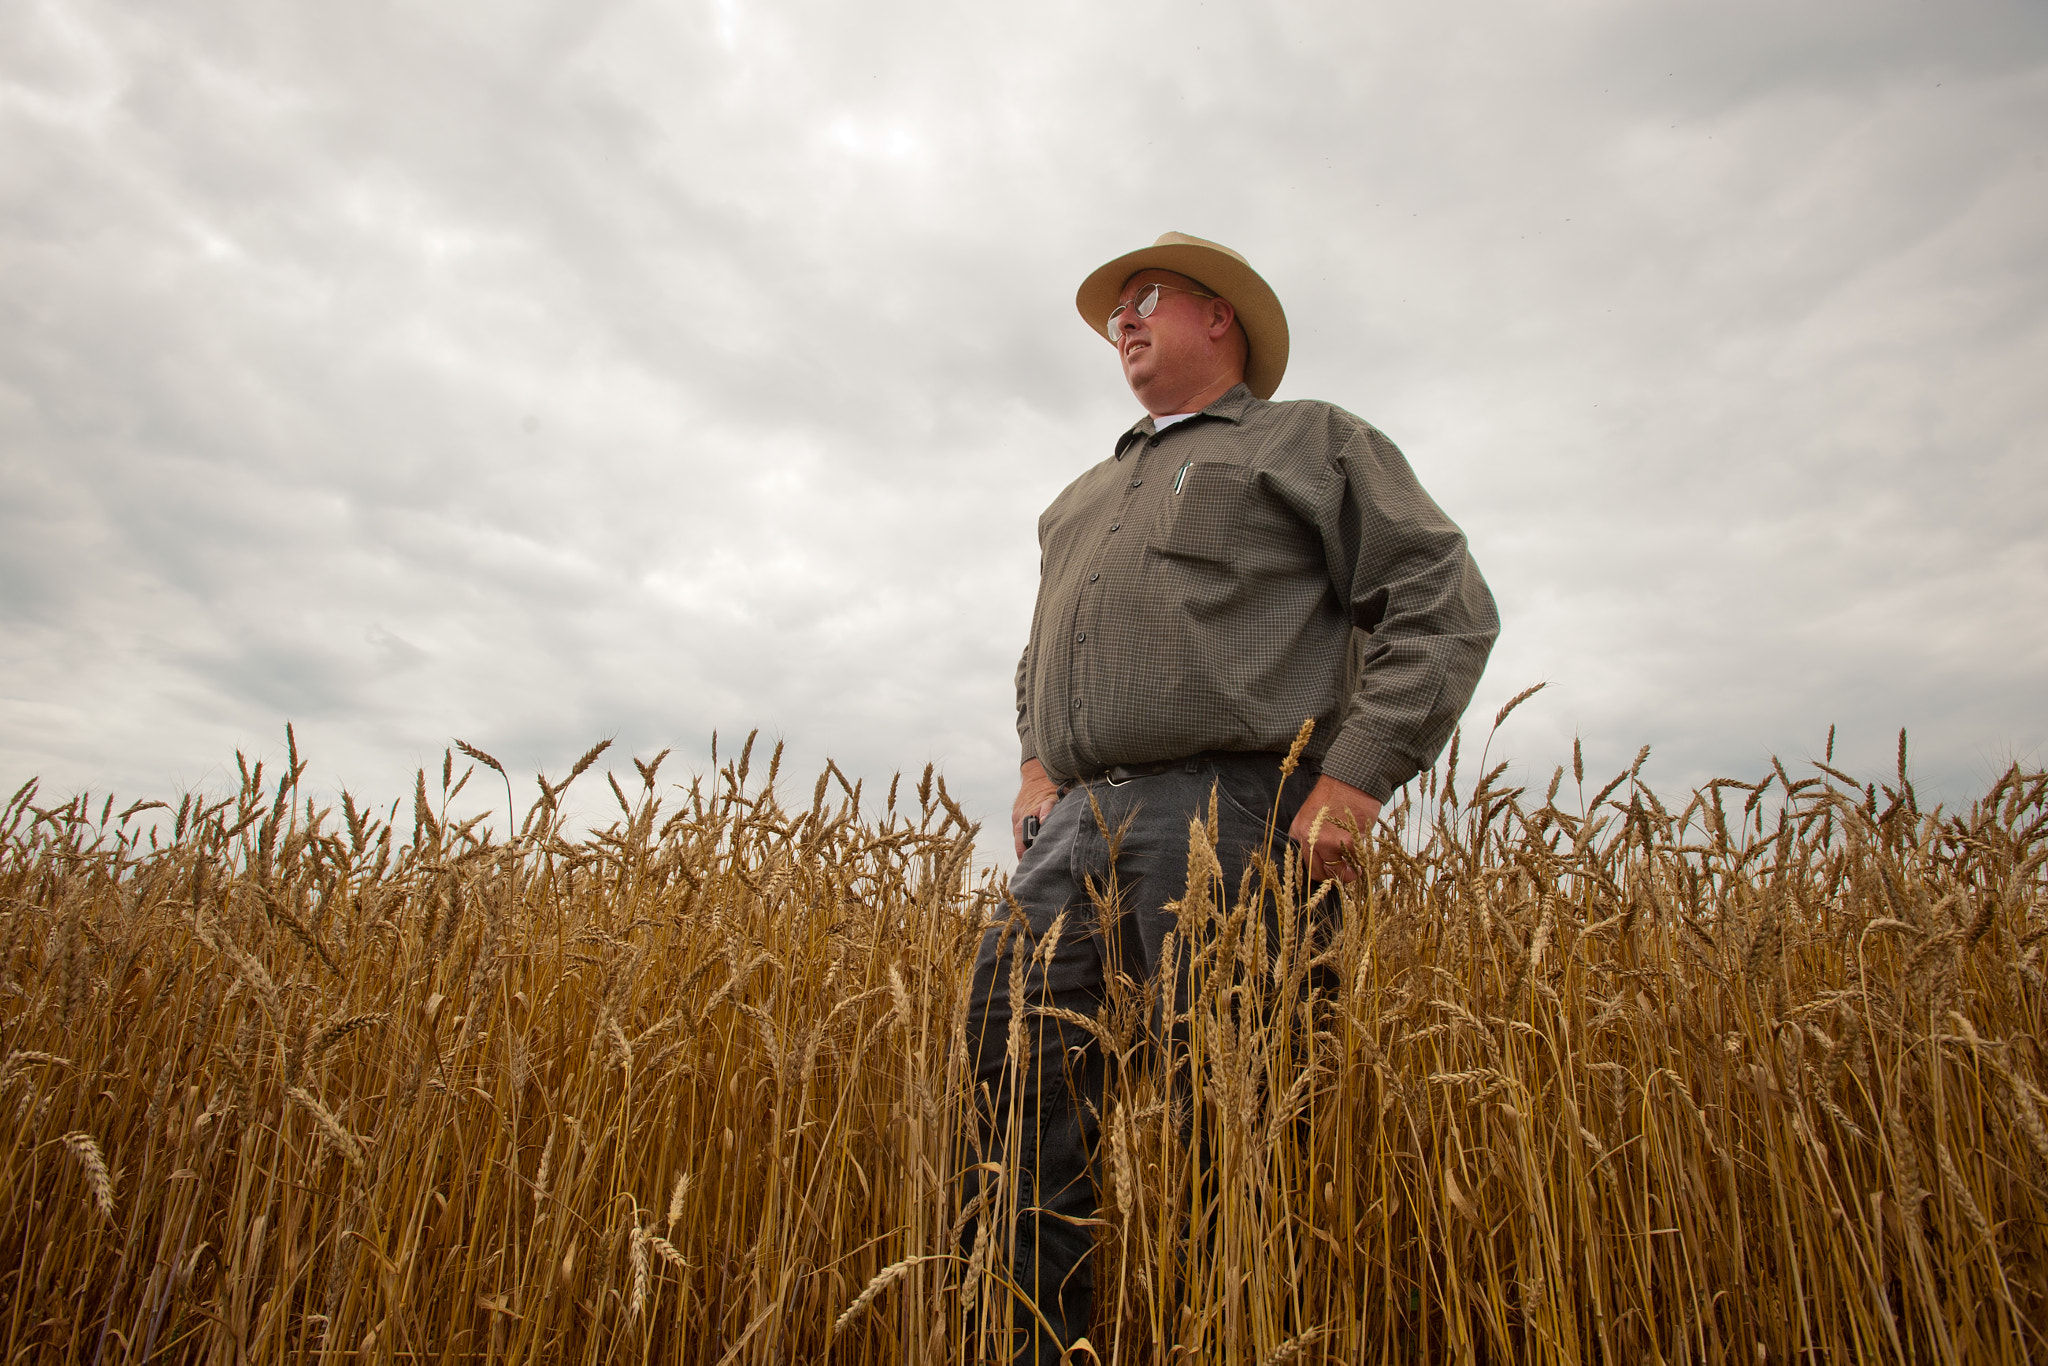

{"left": 0, "top": 726, "right": 2042, "bottom": 1363}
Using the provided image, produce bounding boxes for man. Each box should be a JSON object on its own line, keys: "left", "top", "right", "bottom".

{"left": 968, "top": 233, "right": 1497, "bottom": 1362}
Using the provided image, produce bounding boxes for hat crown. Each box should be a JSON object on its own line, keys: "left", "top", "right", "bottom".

{"left": 1150, "top": 231, "right": 1249, "bottom": 269}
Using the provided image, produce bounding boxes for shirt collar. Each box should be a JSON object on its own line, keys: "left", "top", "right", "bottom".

{"left": 1114, "top": 383, "right": 1258, "bottom": 456}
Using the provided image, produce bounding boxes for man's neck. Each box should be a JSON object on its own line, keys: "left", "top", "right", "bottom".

{"left": 1139, "top": 371, "right": 1242, "bottom": 419}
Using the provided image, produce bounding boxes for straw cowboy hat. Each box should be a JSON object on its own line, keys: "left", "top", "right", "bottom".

{"left": 1075, "top": 231, "right": 1290, "bottom": 400}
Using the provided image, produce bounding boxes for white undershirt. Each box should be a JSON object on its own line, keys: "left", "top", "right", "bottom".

{"left": 1152, "top": 411, "right": 1197, "bottom": 430}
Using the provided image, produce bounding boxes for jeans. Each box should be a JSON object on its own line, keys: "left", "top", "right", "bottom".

{"left": 964, "top": 752, "right": 1318, "bottom": 1364}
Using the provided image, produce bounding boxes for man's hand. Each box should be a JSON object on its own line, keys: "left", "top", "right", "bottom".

{"left": 1287, "top": 774, "right": 1383, "bottom": 882}
{"left": 1013, "top": 759, "right": 1062, "bottom": 858}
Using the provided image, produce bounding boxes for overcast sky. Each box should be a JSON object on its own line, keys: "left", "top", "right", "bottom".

{"left": 5, "top": 0, "right": 2044, "bottom": 861}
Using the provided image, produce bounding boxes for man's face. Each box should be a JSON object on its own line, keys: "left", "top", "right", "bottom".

{"left": 1113, "top": 269, "right": 1226, "bottom": 401}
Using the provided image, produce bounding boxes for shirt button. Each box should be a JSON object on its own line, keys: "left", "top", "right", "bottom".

{"left": 1072, "top": 699, "right": 1082, "bottom": 709}
{"left": 1089, "top": 573, "right": 1099, "bottom": 582}
{"left": 1076, "top": 633, "right": 1086, "bottom": 643}
{"left": 1130, "top": 479, "right": 1142, "bottom": 487}
{"left": 1109, "top": 522, "right": 1120, "bottom": 532}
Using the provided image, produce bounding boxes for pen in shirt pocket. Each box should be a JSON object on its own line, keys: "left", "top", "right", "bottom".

{"left": 1172, "top": 459, "right": 1194, "bottom": 494}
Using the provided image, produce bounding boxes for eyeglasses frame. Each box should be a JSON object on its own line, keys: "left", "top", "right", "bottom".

{"left": 1105, "top": 282, "right": 1221, "bottom": 341}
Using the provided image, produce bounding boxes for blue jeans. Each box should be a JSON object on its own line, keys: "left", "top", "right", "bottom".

{"left": 964, "top": 752, "right": 1318, "bottom": 1364}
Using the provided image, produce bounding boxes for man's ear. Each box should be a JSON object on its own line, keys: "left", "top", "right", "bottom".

{"left": 1205, "top": 297, "right": 1237, "bottom": 341}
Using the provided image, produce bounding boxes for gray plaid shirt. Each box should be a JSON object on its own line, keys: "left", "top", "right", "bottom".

{"left": 1015, "top": 384, "right": 1498, "bottom": 802}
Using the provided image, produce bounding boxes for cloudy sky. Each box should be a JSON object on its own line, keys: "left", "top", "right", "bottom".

{"left": 5, "top": 0, "right": 2044, "bottom": 861}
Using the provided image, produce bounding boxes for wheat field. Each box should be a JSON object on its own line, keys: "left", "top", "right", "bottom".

{"left": 1, "top": 716, "right": 2043, "bottom": 1364}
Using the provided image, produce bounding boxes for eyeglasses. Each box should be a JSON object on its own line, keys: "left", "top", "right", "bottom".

{"left": 1105, "top": 282, "right": 1218, "bottom": 341}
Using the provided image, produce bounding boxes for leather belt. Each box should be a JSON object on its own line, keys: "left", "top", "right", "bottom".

{"left": 1064, "top": 750, "right": 1304, "bottom": 790}
{"left": 1096, "top": 758, "right": 1186, "bottom": 786}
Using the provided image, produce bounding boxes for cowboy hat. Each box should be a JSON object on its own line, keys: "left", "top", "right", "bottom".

{"left": 1075, "top": 231, "right": 1289, "bottom": 399}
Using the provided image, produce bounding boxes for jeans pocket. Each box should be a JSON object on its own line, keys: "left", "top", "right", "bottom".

{"left": 1209, "top": 766, "right": 1282, "bottom": 834}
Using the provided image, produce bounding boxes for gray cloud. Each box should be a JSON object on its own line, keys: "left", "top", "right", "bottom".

{"left": 3, "top": 0, "right": 2043, "bottom": 855}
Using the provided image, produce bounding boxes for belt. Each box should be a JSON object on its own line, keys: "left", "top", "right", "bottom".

{"left": 1064, "top": 750, "right": 1305, "bottom": 790}
{"left": 1093, "top": 758, "right": 1187, "bottom": 787}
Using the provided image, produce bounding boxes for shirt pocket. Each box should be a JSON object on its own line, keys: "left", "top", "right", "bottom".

{"left": 1148, "top": 461, "right": 1254, "bottom": 567}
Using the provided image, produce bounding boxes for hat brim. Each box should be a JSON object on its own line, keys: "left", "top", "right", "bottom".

{"left": 1076, "top": 240, "right": 1289, "bottom": 400}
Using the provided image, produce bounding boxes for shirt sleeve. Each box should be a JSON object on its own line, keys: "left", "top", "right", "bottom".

{"left": 1315, "top": 424, "right": 1499, "bottom": 802}
{"left": 1015, "top": 644, "right": 1038, "bottom": 767}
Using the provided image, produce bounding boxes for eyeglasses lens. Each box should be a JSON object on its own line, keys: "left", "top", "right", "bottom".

{"left": 1105, "top": 284, "right": 1162, "bottom": 341}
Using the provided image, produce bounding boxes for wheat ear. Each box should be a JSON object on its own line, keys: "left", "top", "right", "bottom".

{"left": 62, "top": 1132, "right": 114, "bottom": 1220}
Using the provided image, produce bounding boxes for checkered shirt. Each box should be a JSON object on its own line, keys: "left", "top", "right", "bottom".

{"left": 1015, "top": 384, "right": 1498, "bottom": 802}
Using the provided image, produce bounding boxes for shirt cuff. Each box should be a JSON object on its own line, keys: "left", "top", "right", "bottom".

{"left": 1018, "top": 731, "right": 1038, "bottom": 768}
{"left": 1316, "top": 730, "right": 1411, "bottom": 805}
